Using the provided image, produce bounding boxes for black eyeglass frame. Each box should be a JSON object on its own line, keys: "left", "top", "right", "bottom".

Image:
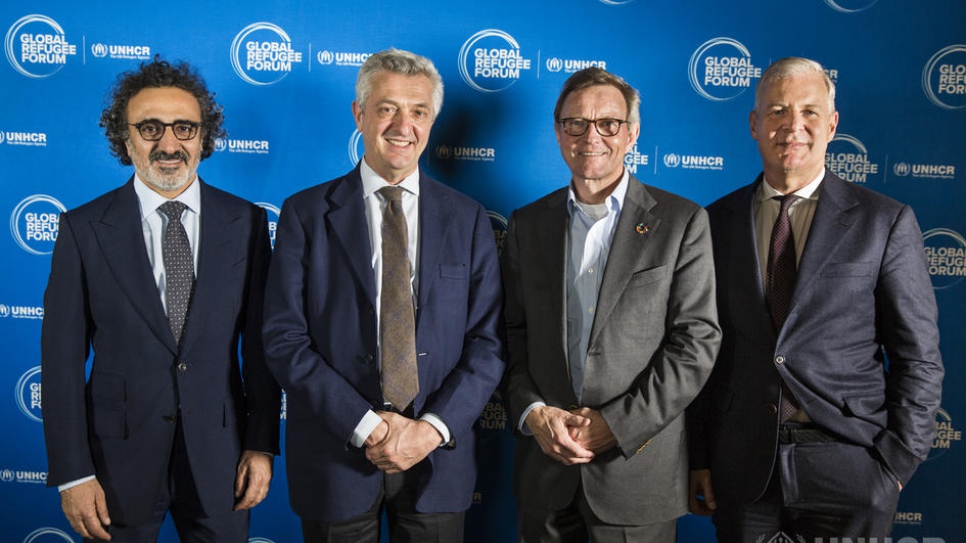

{"left": 558, "top": 117, "right": 628, "bottom": 137}
{"left": 127, "top": 120, "right": 202, "bottom": 141}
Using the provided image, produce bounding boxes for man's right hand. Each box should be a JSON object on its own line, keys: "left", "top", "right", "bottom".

{"left": 61, "top": 479, "right": 112, "bottom": 540}
{"left": 689, "top": 469, "right": 717, "bottom": 516}
{"left": 525, "top": 405, "right": 595, "bottom": 465}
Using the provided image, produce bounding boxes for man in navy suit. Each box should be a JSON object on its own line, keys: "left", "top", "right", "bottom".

{"left": 42, "top": 58, "right": 281, "bottom": 542}
{"left": 262, "top": 48, "right": 505, "bottom": 542}
{"left": 688, "top": 57, "right": 944, "bottom": 542}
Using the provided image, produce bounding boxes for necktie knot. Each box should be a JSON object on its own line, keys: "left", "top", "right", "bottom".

{"left": 378, "top": 185, "right": 405, "bottom": 204}
{"left": 775, "top": 194, "right": 800, "bottom": 215}
{"left": 158, "top": 200, "right": 188, "bottom": 221}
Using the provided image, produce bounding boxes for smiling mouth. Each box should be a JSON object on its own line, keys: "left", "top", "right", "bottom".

{"left": 386, "top": 138, "right": 413, "bottom": 148}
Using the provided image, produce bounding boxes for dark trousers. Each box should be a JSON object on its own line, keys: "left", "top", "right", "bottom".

{"left": 713, "top": 434, "right": 901, "bottom": 543}
{"left": 301, "top": 466, "right": 464, "bottom": 543}
{"left": 86, "top": 415, "right": 249, "bottom": 543}
{"left": 518, "top": 476, "right": 677, "bottom": 543}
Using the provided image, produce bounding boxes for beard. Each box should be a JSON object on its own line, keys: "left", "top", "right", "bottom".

{"left": 134, "top": 150, "right": 196, "bottom": 193}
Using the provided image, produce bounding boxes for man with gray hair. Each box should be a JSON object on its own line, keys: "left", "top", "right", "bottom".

{"left": 263, "top": 48, "right": 505, "bottom": 542}
{"left": 688, "top": 56, "right": 943, "bottom": 542}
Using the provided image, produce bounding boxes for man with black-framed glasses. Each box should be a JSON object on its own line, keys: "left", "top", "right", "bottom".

{"left": 41, "top": 56, "right": 281, "bottom": 542}
{"left": 503, "top": 66, "right": 721, "bottom": 542}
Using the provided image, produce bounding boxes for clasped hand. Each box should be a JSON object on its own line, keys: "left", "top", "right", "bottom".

{"left": 526, "top": 405, "right": 617, "bottom": 465}
{"left": 364, "top": 411, "right": 441, "bottom": 473}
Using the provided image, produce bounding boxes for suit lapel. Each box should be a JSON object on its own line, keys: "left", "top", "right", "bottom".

{"left": 328, "top": 169, "right": 377, "bottom": 305}
{"left": 539, "top": 190, "right": 570, "bottom": 361}
{"left": 790, "top": 173, "right": 858, "bottom": 317}
{"left": 590, "top": 177, "right": 657, "bottom": 348}
{"left": 180, "top": 181, "right": 236, "bottom": 354}
{"left": 727, "top": 179, "right": 776, "bottom": 347}
{"left": 92, "top": 178, "right": 178, "bottom": 354}
{"left": 415, "top": 175, "right": 453, "bottom": 322}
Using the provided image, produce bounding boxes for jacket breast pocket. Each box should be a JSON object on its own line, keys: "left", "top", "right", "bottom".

{"left": 626, "top": 265, "right": 668, "bottom": 288}
{"left": 821, "top": 262, "right": 874, "bottom": 277}
{"left": 439, "top": 264, "right": 468, "bottom": 280}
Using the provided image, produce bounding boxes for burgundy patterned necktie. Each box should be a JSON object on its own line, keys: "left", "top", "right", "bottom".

{"left": 158, "top": 200, "right": 194, "bottom": 345}
{"left": 378, "top": 186, "right": 418, "bottom": 410}
{"left": 766, "top": 194, "right": 800, "bottom": 421}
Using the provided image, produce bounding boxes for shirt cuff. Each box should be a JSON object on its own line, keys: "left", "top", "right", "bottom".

{"left": 58, "top": 475, "right": 96, "bottom": 493}
{"left": 420, "top": 412, "right": 450, "bottom": 446}
{"left": 519, "top": 401, "right": 547, "bottom": 436}
{"left": 351, "top": 409, "right": 385, "bottom": 448}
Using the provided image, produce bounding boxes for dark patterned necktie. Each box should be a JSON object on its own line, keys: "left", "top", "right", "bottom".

{"left": 378, "top": 186, "right": 418, "bottom": 410}
{"left": 158, "top": 201, "right": 194, "bottom": 345}
{"left": 766, "top": 194, "right": 800, "bottom": 421}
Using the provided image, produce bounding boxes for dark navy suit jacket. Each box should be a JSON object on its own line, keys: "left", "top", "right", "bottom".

{"left": 262, "top": 165, "right": 506, "bottom": 522}
{"left": 689, "top": 171, "right": 943, "bottom": 505}
{"left": 41, "top": 178, "right": 281, "bottom": 525}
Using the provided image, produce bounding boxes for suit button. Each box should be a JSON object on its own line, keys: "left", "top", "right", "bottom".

{"left": 162, "top": 415, "right": 176, "bottom": 423}
{"left": 767, "top": 404, "right": 778, "bottom": 415}
{"left": 363, "top": 354, "right": 374, "bottom": 363}
{"left": 177, "top": 361, "right": 187, "bottom": 373}
{"left": 775, "top": 356, "right": 785, "bottom": 365}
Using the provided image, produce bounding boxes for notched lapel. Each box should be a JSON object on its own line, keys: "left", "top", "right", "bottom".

{"left": 789, "top": 175, "right": 859, "bottom": 317}
{"left": 328, "top": 174, "right": 377, "bottom": 305}
{"left": 415, "top": 182, "right": 453, "bottom": 321}
{"left": 590, "top": 181, "right": 657, "bottom": 347}
{"left": 93, "top": 182, "right": 178, "bottom": 354}
{"left": 180, "top": 188, "right": 240, "bottom": 355}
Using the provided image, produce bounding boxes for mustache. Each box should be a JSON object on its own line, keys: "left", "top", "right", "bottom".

{"left": 149, "top": 150, "right": 188, "bottom": 162}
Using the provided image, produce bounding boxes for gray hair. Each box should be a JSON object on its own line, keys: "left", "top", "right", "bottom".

{"left": 755, "top": 57, "right": 836, "bottom": 113}
{"left": 355, "top": 48, "right": 444, "bottom": 117}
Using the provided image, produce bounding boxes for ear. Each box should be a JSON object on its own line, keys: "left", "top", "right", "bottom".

{"left": 352, "top": 101, "right": 364, "bottom": 131}
{"left": 828, "top": 110, "right": 839, "bottom": 139}
{"left": 749, "top": 109, "right": 759, "bottom": 141}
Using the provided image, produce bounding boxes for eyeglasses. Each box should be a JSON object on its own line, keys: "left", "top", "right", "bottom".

{"left": 128, "top": 120, "right": 201, "bottom": 141}
{"left": 559, "top": 117, "right": 627, "bottom": 137}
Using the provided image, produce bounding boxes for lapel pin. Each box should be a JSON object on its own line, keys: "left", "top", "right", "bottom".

{"left": 635, "top": 222, "right": 649, "bottom": 235}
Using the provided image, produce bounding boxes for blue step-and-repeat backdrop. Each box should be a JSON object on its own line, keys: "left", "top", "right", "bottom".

{"left": 1, "top": 1, "right": 964, "bottom": 542}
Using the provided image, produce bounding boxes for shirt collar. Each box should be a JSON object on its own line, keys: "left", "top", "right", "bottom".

{"left": 360, "top": 160, "right": 421, "bottom": 199}
{"left": 134, "top": 174, "right": 202, "bottom": 220}
{"left": 567, "top": 170, "right": 629, "bottom": 217}
{"left": 758, "top": 168, "right": 825, "bottom": 203}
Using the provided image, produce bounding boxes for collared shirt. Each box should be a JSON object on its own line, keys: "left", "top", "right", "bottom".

{"left": 134, "top": 174, "right": 202, "bottom": 313}
{"left": 517, "top": 171, "right": 629, "bottom": 432}
{"left": 754, "top": 170, "right": 824, "bottom": 287}
{"left": 351, "top": 160, "right": 449, "bottom": 448}
{"left": 566, "top": 172, "right": 628, "bottom": 402}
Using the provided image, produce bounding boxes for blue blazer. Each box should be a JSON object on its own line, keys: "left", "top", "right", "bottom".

{"left": 689, "top": 171, "right": 943, "bottom": 505}
{"left": 41, "top": 178, "right": 281, "bottom": 525}
{"left": 263, "top": 165, "right": 506, "bottom": 522}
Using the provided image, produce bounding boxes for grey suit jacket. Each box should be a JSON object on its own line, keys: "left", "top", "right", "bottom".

{"left": 503, "top": 176, "right": 721, "bottom": 525}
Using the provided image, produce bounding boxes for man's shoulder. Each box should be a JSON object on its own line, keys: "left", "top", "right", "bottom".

{"left": 200, "top": 179, "right": 262, "bottom": 213}
{"left": 63, "top": 181, "right": 132, "bottom": 220}
{"left": 511, "top": 186, "right": 569, "bottom": 220}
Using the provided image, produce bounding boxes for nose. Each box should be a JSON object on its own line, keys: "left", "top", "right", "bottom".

{"left": 156, "top": 126, "right": 183, "bottom": 151}
{"left": 786, "top": 111, "right": 807, "bottom": 132}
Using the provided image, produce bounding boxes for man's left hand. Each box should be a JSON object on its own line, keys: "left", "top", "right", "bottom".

{"left": 568, "top": 407, "right": 618, "bottom": 454}
{"left": 234, "top": 450, "right": 273, "bottom": 511}
{"left": 365, "top": 411, "right": 441, "bottom": 473}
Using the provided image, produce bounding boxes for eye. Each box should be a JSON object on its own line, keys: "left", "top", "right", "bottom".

{"left": 173, "top": 123, "right": 194, "bottom": 136}
{"left": 139, "top": 121, "right": 161, "bottom": 136}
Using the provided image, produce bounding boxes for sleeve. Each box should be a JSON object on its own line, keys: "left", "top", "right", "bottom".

{"left": 872, "top": 204, "right": 944, "bottom": 485}
{"left": 240, "top": 205, "right": 282, "bottom": 454}
{"left": 599, "top": 206, "right": 722, "bottom": 459}
{"left": 41, "top": 213, "right": 97, "bottom": 487}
